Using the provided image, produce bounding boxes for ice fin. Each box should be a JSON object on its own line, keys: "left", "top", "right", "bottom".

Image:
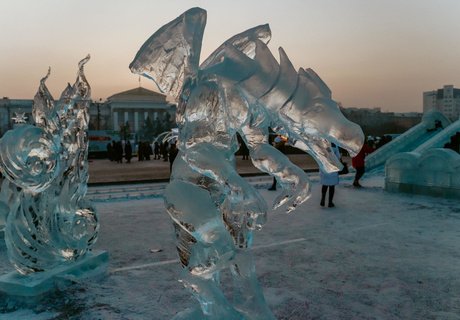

{"left": 200, "top": 43, "right": 258, "bottom": 82}
{"left": 32, "top": 68, "right": 59, "bottom": 132}
{"left": 239, "top": 39, "right": 280, "bottom": 99}
{"left": 201, "top": 24, "right": 271, "bottom": 69}
{"left": 129, "top": 7, "right": 206, "bottom": 101}
{"left": 301, "top": 68, "right": 331, "bottom": 98}
{"left": 258, "top": 47, "right": 298, "bottom": 111}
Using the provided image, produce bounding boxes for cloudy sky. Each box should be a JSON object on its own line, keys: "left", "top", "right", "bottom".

{"left": 1, "top": 0, "right": 459, "bottom": 112}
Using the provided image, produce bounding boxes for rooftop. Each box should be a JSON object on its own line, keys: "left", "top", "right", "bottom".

{"left": 107, "top": 87, "right": 169, "bottom": 103}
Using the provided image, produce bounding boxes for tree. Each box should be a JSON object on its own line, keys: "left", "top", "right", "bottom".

{"left": 141, "top": 116, "right": 155, "bottom": 141}
{"left": 119, "top": 121, "right": 131, "bottom": 141}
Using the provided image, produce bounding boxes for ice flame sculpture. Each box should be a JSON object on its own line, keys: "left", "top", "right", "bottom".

{"left": 130, "top": 8, "right": 364, "bottom": 319}
{"left": 0, "top": 55, "right": 99, "bottom": 275}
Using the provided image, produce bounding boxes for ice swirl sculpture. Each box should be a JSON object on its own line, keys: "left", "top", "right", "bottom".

{"left": 0, "top": 56, "right": 99, "bottom": 275}
{"left": 130, "top": 8, "right": 364, "bottom": 320}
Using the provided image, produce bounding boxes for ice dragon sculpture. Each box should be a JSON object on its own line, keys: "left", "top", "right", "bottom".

{"left": 130, "top": 8, "right": 364, "bottom": 319}
{"left": 0, "top": 56, "right": 99, "bottom": 275}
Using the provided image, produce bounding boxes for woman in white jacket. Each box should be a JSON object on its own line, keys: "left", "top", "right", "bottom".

{"left": 320, "top": 143, "right": 341, "bottom": 207}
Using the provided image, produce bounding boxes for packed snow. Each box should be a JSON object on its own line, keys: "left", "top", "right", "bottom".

{"left": 0, "top": 172, "right": 458, "bottom": 319}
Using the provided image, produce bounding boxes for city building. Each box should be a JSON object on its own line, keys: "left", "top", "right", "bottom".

{"left": 423, "top": 85, "right": 460, "bottom": 121}
{"left": 341, "top": 107, "right": 422, "bottom": 136}
{"left": 91, "top": 87, "right": 175, "bottom": 134}
{"left": 0, "top": 87, "right": 176, "bottom": 139}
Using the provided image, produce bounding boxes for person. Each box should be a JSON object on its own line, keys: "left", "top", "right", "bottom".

{"left": 115, "top": 140, "right": 123, "bottom": 163}
{"left": 146, "top": 142, "right": 153, "bottom": 160}
{"left": 268, "top": 134, "right": 286, "bottom": 191}
{"left": 125, "top": 140, "right": 132, "bottom": 163}
{"left": 107, "top": 142, "right": 114, "bottom": 161}
{"left": 162, "top": 141, "right": 169, "bottom": 162}
{"left": 169, "top": 141, "right": 178, "bottom": 173}
{"left": 320, "top": 143, "right": 341, "bottom": 207}
{"left": 427, "top": 119, "right": 443, "bottom": 132}
{"left": 352, "top": 139, "right": 374, "bottom": 187}
{"left": 138, "top": 141, "right": 144, "bottom": 161}
{"left": 154, "top": 141, "right": 161, "bottom": 160}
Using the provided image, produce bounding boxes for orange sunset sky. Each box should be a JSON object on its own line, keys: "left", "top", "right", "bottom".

{"left": 1, "top": 0, "right": 459, "bottom": 112}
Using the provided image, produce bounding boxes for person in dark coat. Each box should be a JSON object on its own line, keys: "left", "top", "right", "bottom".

{"left": 125, "top": 141, "right": 132, "bottom": 163}
{"left": 352, "top": 140, "right": 374, "bottom": 187}
{"left": 146, "top": 142, "right": 152, "bottom": 160}
{"left": 169, "top": 142, "right": 178, "bottom": 173}
{"left": 162, "top": 141, "right": 169, "bottom": 162}
{"left": 138, "top": 141, "right": 144, "bottom": 161}
{"left": 115, "top": 141, "right": 123, "bottom": 163}
{"left": 154, "top": 141, "right": 161, "bottom": 160}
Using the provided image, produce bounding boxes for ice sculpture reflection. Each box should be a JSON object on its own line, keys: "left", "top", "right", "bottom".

{"left": 130, "top": 8, "right": 364, "bottom": 319}
{"left": 0, "top": 56, "right": 99, "bottom": 275}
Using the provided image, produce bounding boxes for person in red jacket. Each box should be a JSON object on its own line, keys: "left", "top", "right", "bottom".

{"left": 352, "top": 139, "right": 374, "bottom": 187}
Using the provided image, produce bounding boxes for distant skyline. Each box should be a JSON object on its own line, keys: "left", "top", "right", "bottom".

{"left": 1, "top": 0, "right": 459, "bottom": 112}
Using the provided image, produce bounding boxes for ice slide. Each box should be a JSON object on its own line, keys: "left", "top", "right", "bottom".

{"left": 365, "top": 110, "right": 451, "bottom": 171}
{"left": 414, "top": 117, "right": 460, "bottom": 153}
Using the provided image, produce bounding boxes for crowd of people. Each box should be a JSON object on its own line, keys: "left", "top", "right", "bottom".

{"left": 105, "top": 133, "right": 394, "bottom": 207}
{"left": 106, "top": 140, "right": 178, "bottom": 171}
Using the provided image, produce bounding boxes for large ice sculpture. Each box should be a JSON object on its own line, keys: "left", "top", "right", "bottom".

{"left": 385, "top": 148, "right": 460, "bottom": 198}
{"left": 130, "top": 8, "right": 364, "bottom": 319}
{"left": 0, "top": 56, "right": 104, "bottom": 295}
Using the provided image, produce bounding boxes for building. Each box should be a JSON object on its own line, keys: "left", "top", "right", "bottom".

{"left": 0, "top": 87, "right": 176, "bottom": 140}
{"left": 91, "top": 87, "right": 176, "bottom": 135}
{"left": 341, "top": 107, "right": 422, "bottom": 136}
{"left": 423, "top": 85, "right": 460, "bottom": 121}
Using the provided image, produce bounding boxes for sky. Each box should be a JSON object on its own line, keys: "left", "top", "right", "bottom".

{"left": 0, "top": 0, "right": 459, "bottom": 112}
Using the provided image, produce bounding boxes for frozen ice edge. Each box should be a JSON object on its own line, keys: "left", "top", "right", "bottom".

{"left": 0, "top": 250, "right": 108, "bottom": 297}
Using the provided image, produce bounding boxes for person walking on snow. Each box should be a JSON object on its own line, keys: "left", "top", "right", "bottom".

{"left": 320, "top": 143, "right": 341, "bottom": 207}
{"left": 351, "top": 139, "right": 374, "bottom": 187}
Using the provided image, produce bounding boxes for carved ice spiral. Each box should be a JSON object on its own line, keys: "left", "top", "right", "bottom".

{"left": 0, "top": 125, "right": 60, "bottom": 193}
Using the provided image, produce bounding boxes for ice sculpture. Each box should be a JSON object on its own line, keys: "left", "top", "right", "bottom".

{"left": 130, "top": 8, "right": 364, "bottom": 319}
{"left": 0, "top": 56, "right": 105, "bottom": 295}
{"left": 386, "top": 148, "right": 460, "bottom": 198}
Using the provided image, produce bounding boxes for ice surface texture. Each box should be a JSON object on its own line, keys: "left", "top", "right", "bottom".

{"left": 130, "top": 7, "right": 363, "bottom": 319}
{"left": 0, "top": 56, "right": 99, "bottom": 275}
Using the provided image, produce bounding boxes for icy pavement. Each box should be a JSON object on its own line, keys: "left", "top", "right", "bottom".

{"left": 0, "top": 173, "right": 460, "bottom": 319}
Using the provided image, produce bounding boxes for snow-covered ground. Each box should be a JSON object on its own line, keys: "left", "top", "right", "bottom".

{"left": 0, "top": 172, "right": 459, "bottom": 319}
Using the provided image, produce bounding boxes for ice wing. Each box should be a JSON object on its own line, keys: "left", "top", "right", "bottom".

{"left": 129, "top": 7, "right": 206, "bottom": 101}
{"left": 200, "top": 24, "right": 271, "bottom": 74}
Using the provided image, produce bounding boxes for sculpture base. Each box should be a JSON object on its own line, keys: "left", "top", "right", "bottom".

{"left": 0, "top": 250, "right": 108, "bottom": 297}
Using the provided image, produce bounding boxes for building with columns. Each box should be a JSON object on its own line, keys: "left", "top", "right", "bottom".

{"left": 423, "top": 85, "right": 460, "bottom": 121}
{"left": 89, "top": 87, "right": 176, "bottom": 137}
{"left": 94, "top": 87, "right": 176, "bottom": 134}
